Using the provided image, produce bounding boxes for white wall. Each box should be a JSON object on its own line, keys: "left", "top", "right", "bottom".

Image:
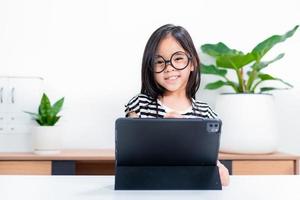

{"left": 0, "top": 0, "right": 299, "bottom": 153}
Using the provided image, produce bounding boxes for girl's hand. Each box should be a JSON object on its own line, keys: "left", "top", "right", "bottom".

{"left": 217, "top": 160, "right": 230, "bottom": 186}
{"left": 164, "top": 112, "right": 183, "bottom": 118}
{"left": 127, "top": 112, "right": 139, "bottom": 118}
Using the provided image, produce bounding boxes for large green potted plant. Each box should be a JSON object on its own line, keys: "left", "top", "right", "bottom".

{"left": 201, "top": 25, "right": 298, "bottom": 154}
{"left": 25, "top": 93, "right": 64, "bottom": 154}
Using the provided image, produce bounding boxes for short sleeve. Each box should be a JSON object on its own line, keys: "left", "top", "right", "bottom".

{"left": 193, "top": 100, "right": 218, "bottom": 119}
{"left": 207, "top": 106, "right": 218, "bottom": 119}
{"left": 124, "top": 95, "right": 140, "bottom": 117}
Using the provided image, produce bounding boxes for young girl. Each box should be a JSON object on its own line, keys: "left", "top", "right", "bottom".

{"left": 125, "top": 24, "right": 229, "bottom": 186}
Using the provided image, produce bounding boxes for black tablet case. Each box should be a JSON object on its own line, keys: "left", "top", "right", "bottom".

{"left": 115, "top": 118, "right": 222, "bottom": 190}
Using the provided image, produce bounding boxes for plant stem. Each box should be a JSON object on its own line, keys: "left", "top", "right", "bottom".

{"left": 236, "top": 69, "right": 245, "bottom": 93}
{"left": 241, "top": 68, "right": 247, "bottom": 92}
{"left": 246, "top": 61, "right": 259, "bottom": 92}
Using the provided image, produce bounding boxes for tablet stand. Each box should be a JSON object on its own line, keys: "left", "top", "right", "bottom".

{"left": 115, "top": 165, "right": 222, "bottom": 190}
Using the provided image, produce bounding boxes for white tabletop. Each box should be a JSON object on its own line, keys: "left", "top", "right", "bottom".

{"left": 1, "top": 175, "right": 300, "bottom": 200}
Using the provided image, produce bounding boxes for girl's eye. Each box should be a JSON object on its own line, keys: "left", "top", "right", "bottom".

{"left": 155, "top": 60, "right": 164, "bottom": 64}
{"left": 174, "top": 57, "right": 184, "bottom": 62}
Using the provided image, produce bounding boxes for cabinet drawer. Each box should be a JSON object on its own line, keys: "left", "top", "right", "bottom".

{"left": 232, "top": 160, "right": 295, "bottom": 175}
{"left": 76, "top": 161, "right": 115, "bottom": 175}
{"left": 0, "top": 161, "right": 51, "bottom": 175}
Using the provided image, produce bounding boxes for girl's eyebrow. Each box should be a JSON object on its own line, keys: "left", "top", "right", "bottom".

{"left": 155, "top": 52, "right": 176, "bottom": 57}
{"left": 154, "top": 54, "right": 165, "bottom": 59}
{"left": 155, "top": 51, "right": 187, "bottom": 58}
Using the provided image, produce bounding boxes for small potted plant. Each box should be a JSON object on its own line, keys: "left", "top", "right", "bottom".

{"left": 200, "top": 25, "right": 298, "bottom": 154}
{"left": 25, "top": 93, "right": 64, "bottom": 154}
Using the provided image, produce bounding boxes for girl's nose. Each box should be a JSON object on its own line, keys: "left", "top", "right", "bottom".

{"left": 164, "top": 62, "right": 175, "bottom": 72}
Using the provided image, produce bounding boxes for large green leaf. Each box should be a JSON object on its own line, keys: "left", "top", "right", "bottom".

{"left": 51, "top": 116, "right": 61, "bottom": 126}
{"left": 258, "top": 73, "right": 293, "bottom": 87}
{"left": 254, "top": 53, "right": 285, "bottom": 71}
{"left": 258, "top": 73, "right": 277, "bottom": 80}
{"left": 36, "top": 118, "right": 43, "bottom": 126}
{"left": 23, "top": 111, "right": 39, "bottom": 119}
{"left": 252, "top": 25, "right": 299, "bottom": 61}
{"left": 251, "top": 73, "right": 293, "bottom": 92}
{"left": 216, "top": 53, "right": 255, "bottom": 69}
{"left": 205, "top": 80, "right": 240, "bottom": 92}
{"left": 246, "top": 53, "right": 285, "bottom": 91}
{"left": 259, "top": 87, "right": 278, "bottom": 93}
{"left": 205, "top": 80, "right": 236, "bottom": 90}
{"left": 201, "top": 42, "right": 243, "bottom": 57}
{"left": 38, "top": 93, "right": 51, "bottom": 117}
{"left": 205, "top": 80, "right": 227, "bottom": 89}
{"left": 201, "top": 63, "right": 227, "bottom": 77}
{"left": 259, "top": 87, "right": 290, "bottom": 93}
{"left": 51, "top": 97, "right": 64, "bottom": 116}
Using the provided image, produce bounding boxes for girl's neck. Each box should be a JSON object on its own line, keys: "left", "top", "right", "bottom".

{"left": 159, "top": 91, "right": 192, "bottom": 112}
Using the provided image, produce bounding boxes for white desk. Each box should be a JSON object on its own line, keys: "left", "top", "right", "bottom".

{"left": 1, "top": 175, "right": 300, "bottom": 200}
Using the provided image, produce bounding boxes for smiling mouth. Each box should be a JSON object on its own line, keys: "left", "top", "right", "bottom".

{"left": 165, "top": 75, "right": 180, "bottom": 80}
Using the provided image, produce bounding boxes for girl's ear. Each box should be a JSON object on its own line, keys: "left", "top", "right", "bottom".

{"left": 190, "top": 64, "right": 195, "bottom": 71}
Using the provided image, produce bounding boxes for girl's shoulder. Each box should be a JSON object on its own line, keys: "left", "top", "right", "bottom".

{"left": 126, "top": 93, "right": 155, "bottom": 106}
{"left": 192, "top": 99, "right": 210, "bottom": 107}
{"left": 192, "top": 99, "right": 218, "bottom": 119}
{"left": 125, "top": 93, "right": 157, "bottom": 116}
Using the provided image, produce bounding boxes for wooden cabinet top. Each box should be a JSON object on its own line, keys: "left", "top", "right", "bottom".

{"left": 219, "top": 152, "right": 299, "bottom": 160}
{"left": 0, "top": 149, "right": 114, "bottom": 161}
{"left": 0, "top": 149, "right": 298, "bottom": 161}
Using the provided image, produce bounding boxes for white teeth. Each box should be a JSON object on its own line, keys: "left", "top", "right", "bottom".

{"left": 166, "top": 75, "right": 179, "bottom": 80}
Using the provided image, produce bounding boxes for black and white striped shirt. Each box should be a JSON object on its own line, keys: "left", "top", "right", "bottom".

{"left": 125, "top": 93, "right": 218, "bottom": 119}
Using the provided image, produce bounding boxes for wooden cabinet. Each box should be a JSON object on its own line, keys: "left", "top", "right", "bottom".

{"left": 0, "top": 149, "right": 114, "bottom": 175}
{"left": 0, "top": 150, "right": 298, "bottom": 175}
{"left": 0, "top": 161, "right": 51, "bottom": 175}
{"left": 219, "top": 152, "right": 299, "bottom": 175}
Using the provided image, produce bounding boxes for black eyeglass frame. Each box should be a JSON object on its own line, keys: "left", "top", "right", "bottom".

{"left": 152, "top": 51, "right": 192, "bottom": 73}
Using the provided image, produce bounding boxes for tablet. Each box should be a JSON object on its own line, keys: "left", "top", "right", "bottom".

{"left": 115, "top": 118, "right": 222, "bottom": 190}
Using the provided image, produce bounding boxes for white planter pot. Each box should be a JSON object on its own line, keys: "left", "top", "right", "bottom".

{"left": 215, "top": 94, "right": 278, "bottom": 154}
{"left": 32, "top": 126, "right": 61, "bottom": 155}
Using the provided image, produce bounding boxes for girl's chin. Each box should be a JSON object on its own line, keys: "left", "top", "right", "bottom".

{"left": 163, "top": 85, "right": 182, "bottom": 93}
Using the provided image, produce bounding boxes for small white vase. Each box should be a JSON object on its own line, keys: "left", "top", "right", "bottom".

{"left": 32, "top": 126, "right": 61, "bottom": 155}
{"left": 215, "top": 93, "right": 278, "bottom": 154}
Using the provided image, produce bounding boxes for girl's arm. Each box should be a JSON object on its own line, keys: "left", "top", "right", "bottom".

{"left": 217, "top": 160, "right": 230, "bottom": 186}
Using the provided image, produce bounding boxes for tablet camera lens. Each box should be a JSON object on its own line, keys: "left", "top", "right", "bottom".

{"left": 207, "top": 123, "right": 219, "bottom": 133}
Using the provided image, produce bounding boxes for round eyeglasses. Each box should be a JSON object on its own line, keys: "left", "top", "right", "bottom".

{"left": 153, "top": 51, "right": 191, "bottom": 73}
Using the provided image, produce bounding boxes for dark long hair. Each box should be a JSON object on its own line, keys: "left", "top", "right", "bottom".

{"left": 141, "top": 24, "right": 201, "bottom": 100}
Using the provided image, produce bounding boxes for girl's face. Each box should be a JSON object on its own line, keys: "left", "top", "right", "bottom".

{"left": 154, "top": 35, "right": 194, "bottom": 96}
